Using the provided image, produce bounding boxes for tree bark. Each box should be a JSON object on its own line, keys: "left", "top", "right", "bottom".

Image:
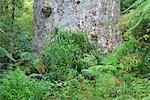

{"left": 33, "top": 0, "right": 121, "bottom": 53}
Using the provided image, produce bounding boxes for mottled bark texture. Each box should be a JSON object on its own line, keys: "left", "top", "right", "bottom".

{"left": 33, "top": 0, "right": 121, "bottom": 53}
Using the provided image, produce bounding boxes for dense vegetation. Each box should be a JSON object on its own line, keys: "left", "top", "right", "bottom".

{"left": 0, "top": 0, "right": 150, "bottom": 99}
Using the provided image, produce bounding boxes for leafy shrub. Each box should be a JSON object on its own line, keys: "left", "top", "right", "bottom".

{"left": 81, "top": 65, "right": 103, "bottom": 80}
{"left": 0, "top": 68, "right": 52, "bottom": 100}
{"left": 32, "top": 58, "right": 47, "bottom": 74}
{"left": 12, "top": 33, "right": 32, "bottom": 53}
{"left": 0, "top": 1, "right": 150, "bottom": 100}
{"left": 102, "top": 39, "right": 136, "bottom": 65}
{"left": 54, "top": 65, "right": 150, "bottom": 99}
{"left": 121, "top": 0, "right": 136, "bottom": 11}
{"left": 42, "top": 29, "right": 101, "bottom": 80}
{"left": 121, "top": 0, "right": 144, "bottom": 12}
{"left": 18, "top": 52, "right": 47, "bottom": 74}
{"left": 104, "top": 0, "right": 150, "bottom": 77}
{"left": 0, "top": 29, "right": 12, "bottom": 52}
{"left": 120, "top": 0, "right": 150, "bottom": 45}
{"left": 19, "top": 52, "right": 35, "bottom": 61}
{"left": 45, "top": 65, "right": 77, "bottom": 81}
{"left": 43, "top": 29, "right": 97, "bottom": 67}
{"left": 0, "top": 0, "right": 33, "bottom": 54}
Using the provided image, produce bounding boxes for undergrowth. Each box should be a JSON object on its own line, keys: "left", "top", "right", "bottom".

{"left": 0, "top": 0, "right": 150, "bottom": 99}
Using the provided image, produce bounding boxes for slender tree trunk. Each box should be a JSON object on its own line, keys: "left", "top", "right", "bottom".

{"left": 0, "top": 1, "right": 2, "bottom": 21}
{"left": 11, "top": 0, "right": 15, "bottom": 32}
{"left": 33, "top": 0, "right": 121, "bottom": 53}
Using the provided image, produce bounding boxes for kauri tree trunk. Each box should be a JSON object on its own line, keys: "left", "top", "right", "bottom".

{"left": 33, "top": 0, "right": 121, "bottom": 53}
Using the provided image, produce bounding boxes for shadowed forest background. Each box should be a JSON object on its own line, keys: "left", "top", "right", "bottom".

{"left": 0, "top": 0, "right": 150, "bottom": 99}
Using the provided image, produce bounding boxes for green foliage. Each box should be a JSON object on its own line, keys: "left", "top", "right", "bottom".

{"left": 20, "top": 52, "right": 35, "bottom": 61}
{"left": 0, "top": 68, "right": 52, "bottom": 100}
{"left": 121, "top": 0, "right": 149, "bottom": 76}
{"left": 121, "top": 0, "right": 145, "bottom": 12}
{"left": 42, "top": 29, "right": 100, "bottom": 80}
{"left": 80, "top": 54, "right": 98, "bottom": 68}
{"left": 120, "top": 0, "right": 150, "bottom": 43}
{"left": 32, "top": 59, "right": 44, "bottom": 69}
{"left": 81, "top": 65, "right": 102, "bottom": 80}
{"left": 0, "top": 0, "right": 33, "bottom": 53}
{"left": 0, "top": 0, "right": 149, "bottom": 100}
{"left": 43, "top": 30, "right": 80, "bottom": 67}
{"left": 121, "top": 0, "right": 136, "bottom": 11}
{"left": 45, "top": 65, "right": 77, "bottom": 81}
{"left": 43, "top": 29, "right": 97, "bottom": 67}
{"left": 103, "top": 0, "right": 150, "bottom": 77}
{"left": 19, "top": 52, "right": 47, "bottom": 74}
{"left": 102, "top": 39, "right": 135, "bottom": 65}
{"left": 53, "top": 67, "right": 150, "bottom": 99}
{"left": 0, "top": 46, "right": 15, "bottom": 62}
{"left": 0, "top": 68, "right": 35, "bottom": 99}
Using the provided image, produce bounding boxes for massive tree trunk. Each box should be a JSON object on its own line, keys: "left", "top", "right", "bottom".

{"left": 33, "top": 0, "right": 121, "bottom": 53}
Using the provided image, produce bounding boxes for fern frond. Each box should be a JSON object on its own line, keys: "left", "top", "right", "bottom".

{"left": 0, "top": 47, "right": 15, "bottom": 62}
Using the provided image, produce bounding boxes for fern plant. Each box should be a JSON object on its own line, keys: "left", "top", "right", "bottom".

{"left": 0, "top": 46, "right": 15, "bottom": 62}
{"left": 0, "top": 68, "right": 53, "bottom": 100}
{"left": 42, "top": 29, "right": 99, "bottom": 69}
